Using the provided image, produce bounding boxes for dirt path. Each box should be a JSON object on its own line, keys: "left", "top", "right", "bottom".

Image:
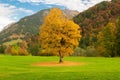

{"left": 32, "top": 61, "right": 85, "bottom": 67}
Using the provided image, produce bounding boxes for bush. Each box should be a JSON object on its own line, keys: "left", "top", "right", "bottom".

{"left": 5, "top": 45, "right": 12, "bottom": 55}
{"left": 11, "top": 46, "right": 19, "bottom": 55}
{"left": 74, "top": 46, "right": 98, "bottom": 57}
{"left": 5, "top": 42, "right": 29, "bottom": 56}
{"left": 0, "top": 45, "right": 5, "bottom": 54}
{"left": 85, "top": 46, "right": 98, "bottom": 57}
{"left": 19, "top": 48, "right": 29, "bottom": 56}
{"left": 74, "top": 47, "right": 86, "bottom": 56}
{"left": 28, "top": 44, "right": 40, "bottom": 56}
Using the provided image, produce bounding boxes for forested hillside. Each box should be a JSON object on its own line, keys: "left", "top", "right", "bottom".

{"left": 73, "top": 0, "right": 120, "bottom": 48}
{"left": 0, "top": 9, "right": 79, "bottom": 44}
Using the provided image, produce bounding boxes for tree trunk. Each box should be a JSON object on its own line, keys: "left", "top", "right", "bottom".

{"left": 59, "top": 56, "right": 63, "bottom": 63}
{"left": 59, "top": 51, "right": 63, "bottom": 63}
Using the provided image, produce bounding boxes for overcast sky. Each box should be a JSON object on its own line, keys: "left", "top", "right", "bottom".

{"left": 0, "top": 0, "right": 111, "bottom": 31}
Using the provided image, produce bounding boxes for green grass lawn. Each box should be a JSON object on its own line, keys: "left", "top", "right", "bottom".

{"left": 0, "top": 55, "right": 120, "bottom": 80}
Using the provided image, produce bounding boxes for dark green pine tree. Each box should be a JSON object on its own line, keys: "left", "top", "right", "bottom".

{"left": 115, "top": 17, "right": 120, "bottom": 56}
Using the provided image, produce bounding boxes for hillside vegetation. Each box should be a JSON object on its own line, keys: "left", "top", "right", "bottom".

{"left": 73, "top": 0, "right": 120, "bottom": 47}
{"left": 0, "top": 0, "right": 120, "bottom": 57}
{"left": 0, "top": 9, "right": 79, "bottom": 44}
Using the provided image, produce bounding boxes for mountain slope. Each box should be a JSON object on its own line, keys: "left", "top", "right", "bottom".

{"left": 0, "top": 9, "right": 79, "bottom": 44}
{"left": 73, "top": 0, "right": 120, "bottom": 47}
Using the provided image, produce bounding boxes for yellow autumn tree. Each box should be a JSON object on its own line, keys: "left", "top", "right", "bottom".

{"left": 39, "top": 8, "right": 81, "bottom": 63}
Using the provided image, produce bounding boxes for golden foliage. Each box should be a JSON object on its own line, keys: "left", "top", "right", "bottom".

{"left": 5, "top": 45, "right": 12, "bottom": 55}
{"left": 5, "top": 41, "right": 29, "bottom": 56}
{"left": 39, "top": 8, "right": 81, "bottom": 57}
{"left": 18, "top": 48, "right": 29, "bottom": 56}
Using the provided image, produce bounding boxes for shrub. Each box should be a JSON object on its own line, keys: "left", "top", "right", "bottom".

{"left": 74, "top": 47, "right": 86, "bottom": 56}
{"left": 11, "top": 46, "right": 19, "bottom": 55}
{"left": 0, "top": 45, "right": 5, "bottom": 54}
{"left": 85, "top": 46, "right": 98, "bottom": 57}
{"left": 19, "top": 48, "right": 29, "bottom": 56}
{"left": 5, "top": 45, "right": 12, "bottom": 55}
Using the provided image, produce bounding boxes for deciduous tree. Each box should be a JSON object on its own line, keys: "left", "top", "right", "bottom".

{"left": 97, "top": 23, "right": 116, "bottom": 57}
{"left": 39, "top": 8, "right": 81, "bottom": 63}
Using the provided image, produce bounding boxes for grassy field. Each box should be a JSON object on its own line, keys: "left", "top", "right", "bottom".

{"left": 0, "top": 55, "right": 120, "bottom": 80}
